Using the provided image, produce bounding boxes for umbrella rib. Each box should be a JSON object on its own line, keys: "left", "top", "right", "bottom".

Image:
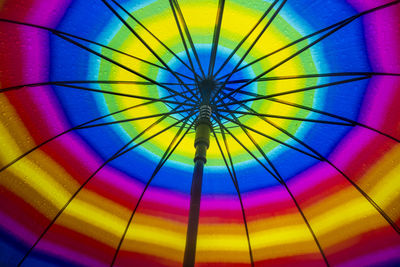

{"left": 110, "top": 116, "right": 195, "bottom": 267}
{"left": 218, "top": 112, "right": 329, "bottom": 266}
{"left": 108, "top": 0, "right": 199, "bottom": 79}
{"left": 211, "top": 0, "right": 287, "bottom": 104}
{"left": 217, "top": 0, "right": 400, "bottom": 99}
{"left": 266, "top": 97, "right": 400, "bottom": 143}
{"left": 211, "top": 128, "right": 234, "bottom": 179}
{"left": 112, "top": 111, "right": 195, "bottom": 159}
{"left": 0, "top": 81, "right": 169, "bottom": 93}
{"left": 223, "top": 72, "right": 400, "bottom": 84}
{"left": 17, "top": 108, "right": 193, "bottom": 266}
{"left": 171, "top": 0, "right": 206, "bottom": 78}
{"left": 48, "top": 83, "right": 197, "bottom": 106}
{"left": 0, "top": 91, "right": 191, "bottom": 174}
{"left": 216, "top": 76, "right": 370, "bottom": 107}
{"left": 212, "top": 124, "right": 242, "bottom": 132}
{"left": 215, "top": 0, "right": 400, "bottom": 81}
{"left": 213, "top": 0, "right": 280, "bottom": 78}
{"left": 208, "top": 0, "right": 225, "bottom": 77}
{"left": 216, "top": 95, "right": 295, "bottom": 178}
{"left": 270, "top": 121, "right": 400, "bottom": 235}
{"left": 60, "top": 31, "right": 193, "bottom": 81}
{"left": 100, "top": 0, "right": 201, "bottom": 102}
{"left": 242, "top": 108, "right": 400, "bottom": 235}
{"left": 212, "top": 125, "right": 255, "bottom": 267}
{"left": 227, "top": 116, "right": 330, "bottom": 265}
{"left": 218, "top": 21, "right": 360, "bottom": 102}
{"left": 217, "top": 113, "right": 321, "bottom": 161}
{"left": 225, "top": 87, "right": 357, "bottom": 124}
{"left": 282, "top": 182, "right": 330, "bottom": 266}
{"left": 325, "top": 160, "right": 400, "bottom": 234}
{"left": 0, "top": 18, "right": 195, "bottom": 81}
{"left": 216, "top": 89, "right": 323, "bottom": 160}
{"left": 222, "top": 86, "right": 400, "bottom": 142}
{"left": 168, "top": 0, "right": 202, "bottom": 86}
{"left": 222, "top": 110, "right": 285, "bottom": 182}
{"left": 212, "top": 114, "right": 281, "bottom": 182}
{"left": 53, "top": 32, "right": 197, "bottom": 104}
{"left": 218, "top": 97, "right": 328, "bottom": 265}
{"left": 77, "top": 108, "right": 195, "bottom": 130}
{"left": 1, "top": 80, "right": 194, "bottom": 137}
{"left": 214, "top": 19, "right": 352, "bottom": 81}
{"left": 217, "top": 109, "right": 353, "bottom": 126}
{"left": 221, "top": 79, "right": 400, "bottom": 142}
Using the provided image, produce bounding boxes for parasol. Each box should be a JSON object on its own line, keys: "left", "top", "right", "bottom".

{"left": 0, "top": 0, "right": 400, "bottom": 266}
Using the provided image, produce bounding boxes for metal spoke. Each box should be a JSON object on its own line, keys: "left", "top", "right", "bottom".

{"left": 220, "top": 86, "right": 400, "bottom": 143}
{"left": 0, "top": 91, "right": 193, "bottom": 175}
{"left": 325, "top": 160, "right": 400, "bottom": 234}
{"left": 77, "top": 108, "right": 195, "bottom": 129}
{"left": 213, "top": 0, "right": 280, "bottom": 78}
{"left": 100, "top": 0, "right": 201, "bottom": 102}
{"left": 22, "top": 83, "right": 197, "bottom": 106}
{"left": 218, "top": 93, "right": 329, "bottom": 265}
{"left": 216, "top": 76, "right": 370, "bottom": 107}
{"left": 222, "top": 84, "right": 400, "bottom": 235}
{"left": 218, "top": 99, "right": 329, "bottom": 265}
{"left": 0, "top": 80, "right": 199, "bottom": 94}
{"left": 218, "top": 0, "right": 400, "bottom": 99}
{"left": 113, "top": 111, "right": 196, "bottom": 159}
{"left": 212, "top": 114, "right": 281, "bottom": 182}
{"left": 108, "top": 0, "right": 199, "bottom": 79}
{"left": 267, "top": 98, "right": 400, "bottom": 143}
{"left": 221, "top": 110, "right": 284, "bottom": 181}
{"left": 237, "top": 105, "right": 400, "bottom": 235}
{"left": 208, "top": 0, "right": 225, "bottom": 77}
{"left": 282, "top": 180, "right": 330, "bottom": 266}
{"left": 0, "top": 18, "right": 195, "bottom": 81}
{"left": 212, "top": 125, "right": 254, "bottom": 266}
{"left": 17, "top": 108, "right": 190, "bottom": 266}
{"left": 216, "top": 0, "right": 400, "bottom": 81}
{"left": 110, "top": 115, "right": 195, "bottom": 266}
{"left": 218, "top": 109, "right": 353, "bottom": 126}
{"left": 217, "top": 89, "right": 323, "bottom": 159}
{"left": 53, "top": 32, "right": 197, "bottom": 104}
{"left": 211, "top": 0, "right": 287, "bottom": 103}
{"left": 222, "top": 72, "right": 400, "bottom": 85}
{"left": 215, "top": 19, "right": 353, "bottom": 81}
{"left": 168, "top": 0, "right": 201, "bottom": 86}
{"left": 171, "top": 0, "right": 206, "bottom": 78}
{"left": 265, "top": 117, "right": 400, "bottom": 235}
{"left": 216, "top": 113, "right": 321, "bottom": 161}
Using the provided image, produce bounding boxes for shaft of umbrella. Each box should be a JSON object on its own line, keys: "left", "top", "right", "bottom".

{"left": 184, "top": 105, "right": 212, "bottom": 267}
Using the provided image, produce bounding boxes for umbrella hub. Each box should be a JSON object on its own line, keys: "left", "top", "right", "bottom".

{"left": 198, "top": 77, "right": 217, "bottom": 105}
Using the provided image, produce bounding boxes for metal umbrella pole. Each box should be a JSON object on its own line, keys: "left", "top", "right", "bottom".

{"left": 183, "top": 79, "right": 215, "bottom": 266}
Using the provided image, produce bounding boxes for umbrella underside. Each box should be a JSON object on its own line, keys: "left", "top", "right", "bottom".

{"left": 0, "top": 0, "right": 400, "bottom": 266}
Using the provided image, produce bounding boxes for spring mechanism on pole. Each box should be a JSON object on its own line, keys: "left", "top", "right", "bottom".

{"left": 194, "top": 105, "right": 212, "bottom": 163}
{"left": 197, "top": 105, "right": 212, "bottom": 126}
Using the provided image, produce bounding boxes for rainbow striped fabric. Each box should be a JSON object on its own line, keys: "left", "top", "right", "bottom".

{"left": 0, "top": 0, "right": 400, "bottom": 266}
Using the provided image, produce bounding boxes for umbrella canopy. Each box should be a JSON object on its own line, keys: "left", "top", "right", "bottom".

{"left": 1, "top": 0, "right": 400, "bottom": 266}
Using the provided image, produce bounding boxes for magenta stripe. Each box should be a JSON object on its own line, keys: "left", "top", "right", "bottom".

{"left": 338, "top": 245, "right": 400, "bottom": 267}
